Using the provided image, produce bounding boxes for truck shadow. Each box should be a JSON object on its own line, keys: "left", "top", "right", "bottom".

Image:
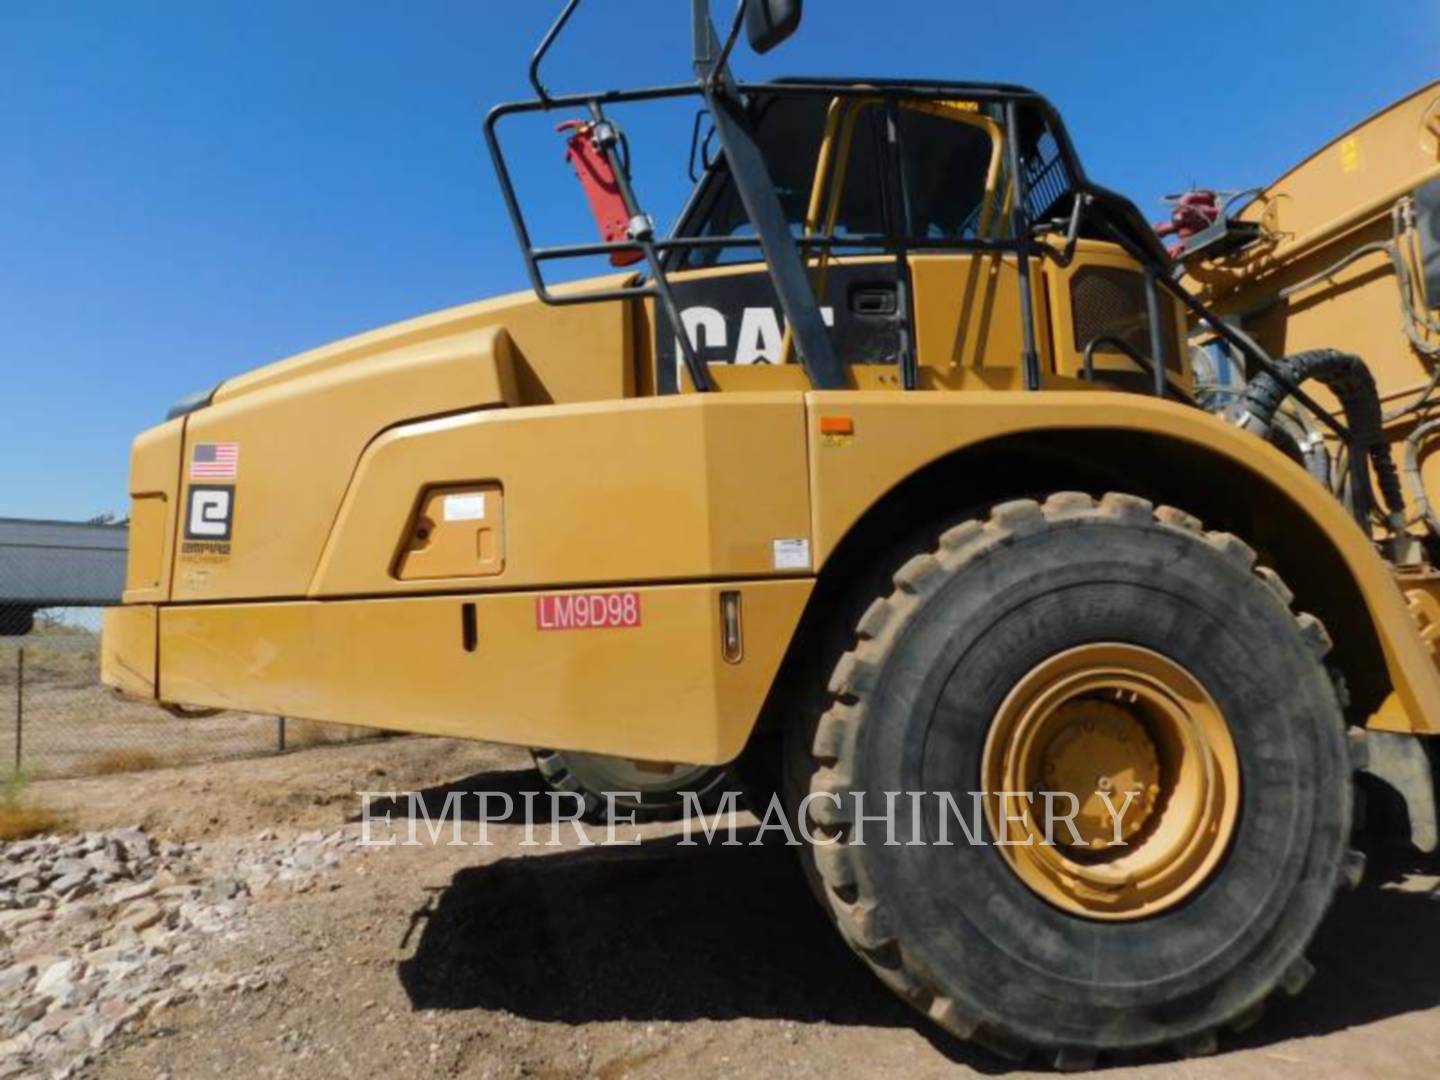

{"left": 395, "top": 816, "right": 1003, "bottom": 1070}
{"left": 1230, "top": 848, "right": 1440, "bottom": 1050}
{"left": 394, "top": 780, "right": 1440, "bottom": 1069}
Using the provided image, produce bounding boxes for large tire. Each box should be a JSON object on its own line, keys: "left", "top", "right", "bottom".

{"left": 788, "top": 492, "right": 1357, "bottom": 1066}
{"left": 532, "top": 749, "right": 732, "bottom": 823}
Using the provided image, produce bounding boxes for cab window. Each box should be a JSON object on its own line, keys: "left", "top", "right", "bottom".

{"left": 677, "top": 93, "right": 1002, "bottom": 269}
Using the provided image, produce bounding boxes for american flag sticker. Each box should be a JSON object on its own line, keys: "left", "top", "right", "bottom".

{"left": 191, "top": 442, "right": 239, "bottom": 480}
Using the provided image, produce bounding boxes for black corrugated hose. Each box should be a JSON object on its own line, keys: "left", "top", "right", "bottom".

{"left": 1239, "top": 349, "right": 1405, "bottom": 516}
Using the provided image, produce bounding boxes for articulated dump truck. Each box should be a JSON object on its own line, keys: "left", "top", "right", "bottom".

{"left": 100, "top": 0, "right": 1440, "bottom": 1065}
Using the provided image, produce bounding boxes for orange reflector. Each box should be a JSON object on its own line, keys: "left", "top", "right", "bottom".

{"left": 819, "top": 415, "right": 854, "bottom": 436}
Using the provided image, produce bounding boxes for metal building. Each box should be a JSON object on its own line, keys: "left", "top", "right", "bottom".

{"left": 0, "top": 517, "right": 128, "bottom": 634}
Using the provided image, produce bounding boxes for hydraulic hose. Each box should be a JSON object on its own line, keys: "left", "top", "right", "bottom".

{"left": 1269, "top": 410, "right": 1332, "bottom": 489}
{"left": 1238, "top": 349, "right": 1405, "bottom": 517}
{"left": 1403, "top": 418, "right": 1440, "bottom": 540}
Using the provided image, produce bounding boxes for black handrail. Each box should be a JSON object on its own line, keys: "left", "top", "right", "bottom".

{"left": 1081, "top": 335, "right": 1188, "bottom": 403}
{"left": 1005, "top": 99, "right": 1042, "bottom": 391}
{"left": 528, "top": 0, "right": 582, "bottom": 104}
{"left": 484, "top": 80, "right": 1069, "bottom": 307}
{"left": 493, "top": 55, "right": 1352, "bottom": 440}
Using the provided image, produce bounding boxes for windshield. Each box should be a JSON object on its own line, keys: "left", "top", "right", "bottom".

{"left": 677, "top": 92, "right": 1014, "bottom": 269}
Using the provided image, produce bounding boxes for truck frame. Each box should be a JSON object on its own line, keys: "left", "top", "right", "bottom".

{"left": 100, "top": 2, "right": 1440, "bottom": 1065}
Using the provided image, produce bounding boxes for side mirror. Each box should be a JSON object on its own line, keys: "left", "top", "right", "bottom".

{"left": 745, "top": 0, "right": 802, "bottom": 54}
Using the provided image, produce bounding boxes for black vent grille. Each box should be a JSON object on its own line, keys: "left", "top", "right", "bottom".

{"left": 1024, "top": 130, "right": 1072, "bottom": 222}
{"left": 1071, "top": 266, "right": 1178, "bottom": 372}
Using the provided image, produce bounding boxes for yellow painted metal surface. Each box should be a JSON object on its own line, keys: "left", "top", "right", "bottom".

{"left": 803, "top": 390, "right": 1440, "bottom": 734}
{"left": 214, "top": 278, "right": 634, "bottom": 407}
{"left": 1368, "top": 691, "right": 1418, "bottom": 734}
{"left": 174, "top": 324, "right": 525, "bottom": 602}
{"left": 982, "top": 643, "right": 1239, "bottom": 919}
{"left": 395, "top": 483, "right": 508, "bottom": 581}
{"left": 1042, "top": 241, "right": 1190, "bottom": 387}
{"left": 99, "top": 84, "right": 1440, "bottom": 756}
{"left": 909, "top": 252, "right": 1037, "bottom": 374}
{"left": 121, "top": 419, "right": 184, "bottom": 603}
{"left": 657, "top": 245, "right": 1181, "bottom": 394}
{"left": 310, "top": 393, "right": 811, "bottom": 597}
{"left": 1218, "top": 82, "right": 1440, "bottom": 274}
{"left": 1174, "top": 82, "right": 1440, "bottom": 731}
{"left": 158, "top": 580, "right": 812, "bottom": 764}
{"left": 100, "top": 605, "right": 157, "bottom": 701}
{"left": 1187, "top": 83, "right": 1440, "bottom": 460}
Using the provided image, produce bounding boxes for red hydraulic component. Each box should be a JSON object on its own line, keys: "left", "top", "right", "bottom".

{"left": 1154, "top": 189, "right": 1221, "bottom": 255}
{"left": 558, "top": 119, "right": 644, "bottom": 268}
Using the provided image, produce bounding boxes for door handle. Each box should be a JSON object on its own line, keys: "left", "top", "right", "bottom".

{"left": 851, "top": 284, "right": 898, "bottom": 317}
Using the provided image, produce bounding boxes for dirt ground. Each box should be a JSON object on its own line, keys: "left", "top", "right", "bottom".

{"left": 20, "top": 737, "right": 1440, "bottom": 1079}
{"left": 0, "top": 632, "right": 375, "bottom": 779}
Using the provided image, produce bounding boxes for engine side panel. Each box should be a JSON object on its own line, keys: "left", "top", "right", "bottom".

{"left": 310, "top": 393, "right": 811, "bottom": 596}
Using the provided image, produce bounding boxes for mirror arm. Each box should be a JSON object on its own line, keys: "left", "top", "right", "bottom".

{"left": 703, "top": 2, "right": 749, "bottom": 94}
{"left": 529, "top": 0, "right": 583, "bottom": 105}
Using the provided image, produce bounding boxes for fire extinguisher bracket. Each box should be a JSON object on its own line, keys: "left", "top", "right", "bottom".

{"left": 626, "top": 214, "right": 655, "bottom": 241}
{"left": 558, "top": 118, "right": 645, "bottom": 268}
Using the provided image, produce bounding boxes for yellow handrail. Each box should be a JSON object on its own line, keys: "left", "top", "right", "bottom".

{"left": 779, "top": 96, "right": 1009, "bottom": 367}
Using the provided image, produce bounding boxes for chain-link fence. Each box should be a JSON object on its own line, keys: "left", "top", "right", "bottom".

{"left": 0, "top": 609, "right": 378, "bottom": 779}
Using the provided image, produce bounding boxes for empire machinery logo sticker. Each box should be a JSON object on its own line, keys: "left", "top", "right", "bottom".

{"left": 182, "top": 443, "right": 239, "bottom": 558}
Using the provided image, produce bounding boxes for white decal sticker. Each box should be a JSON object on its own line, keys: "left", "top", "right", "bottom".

{"left": 734, "top": 306, "right": 783, "bottom": 364}
{"left": 444, "top": 493, "right": 487, "bottom": 522}
{"left": 772, "top": 537, "right": 811, "bottom": 570}
{"left": 185, "top": 485, "right": 234, "bottom": 540}
{"left": 675, "top": 305, "right": 835, "bottom": 375}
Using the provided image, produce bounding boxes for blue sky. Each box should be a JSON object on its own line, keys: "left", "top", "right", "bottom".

{"left": 1, "top": 1, "right": 1435, "bottom": 520}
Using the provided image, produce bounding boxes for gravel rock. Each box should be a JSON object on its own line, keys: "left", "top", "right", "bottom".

{"left": 0, "top": 824, "right": 363, "bottom": 1075}
{"left": 34, "top": 958, "right": 82, "bottom": 999}
{"left": 0, "top": 965, "right": 33, "bottom": 1000}
{"left": 52, "top": 872, "right": 95, "bottom": 900}
{"left": 110, "top": 880, "right": 157, "bottom": 905}
{"left": 117, "top": 900, "right": 164, "bottom": 934}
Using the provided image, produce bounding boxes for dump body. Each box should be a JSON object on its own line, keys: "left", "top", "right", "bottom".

{"left": 1187, "top": 82, "right": 1440, "bottom": 415}
{"left": 1182, "top": 82, "right": 1440, "bottom": 730}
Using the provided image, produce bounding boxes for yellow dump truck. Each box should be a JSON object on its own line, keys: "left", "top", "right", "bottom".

{"left": 100, "top": 0, "right": 1440, "bottom": 1065}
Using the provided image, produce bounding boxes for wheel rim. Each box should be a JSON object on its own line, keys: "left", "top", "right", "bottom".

{"left": 562, "top": 752, "right": 720, "bottom": 797}
{"left": 980, "top": 643, "right": 1241, "bottom": 920}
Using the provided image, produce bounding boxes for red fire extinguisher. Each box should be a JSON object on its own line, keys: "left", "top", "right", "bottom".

{"left": 558, "top": 119, "right": 646, "bottom": 268}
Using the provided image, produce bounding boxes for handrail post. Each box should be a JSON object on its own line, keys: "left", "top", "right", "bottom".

{"left": 881, "top": 97, "right": 919, "bottom": 389}
{"left": 1144, "top": 268, "right": 1167, "bottom": 398}
{"left": 585, "top": 102, "right": 712, "bottom": 393}
{"left": 1005, "top": 100, "right": 1042, "bottom": 391}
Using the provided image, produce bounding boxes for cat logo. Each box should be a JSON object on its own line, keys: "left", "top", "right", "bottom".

{"left": 653, "top": 264, "right": 902, "bottom": 391}
{"left": 673, "top": 304, "right": 836, "bottom": 367}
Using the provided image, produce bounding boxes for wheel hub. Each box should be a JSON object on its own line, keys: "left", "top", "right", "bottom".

{"left": 981, "top": 643, "right": 1241, "bottom": 921}
{"left": 1039, "top": 699, "right": 1160, "bottom": 848}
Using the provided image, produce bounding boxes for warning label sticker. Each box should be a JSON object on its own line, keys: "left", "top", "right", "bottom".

{"left": 444, "top": 493, "right": 487, "bottom": 521}
{"left": 771, "top": 538, "right": 811, "bottom": 570}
